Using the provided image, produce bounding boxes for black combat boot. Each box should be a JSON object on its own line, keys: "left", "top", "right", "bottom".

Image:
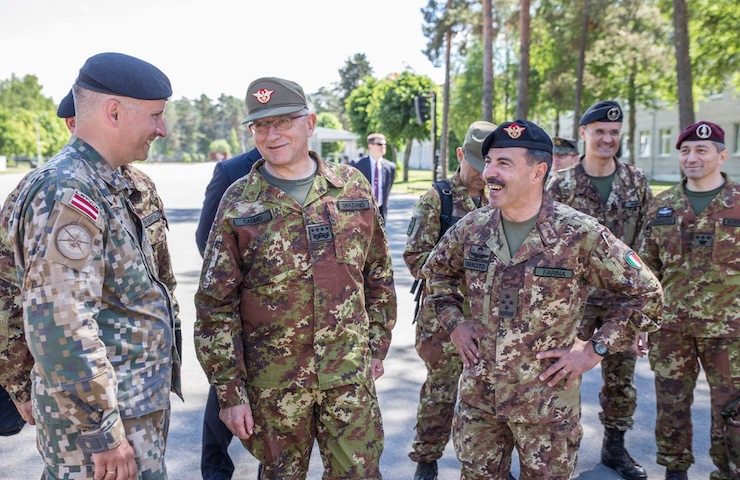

{"left": 414, "top": 460, "right": 438, "bottom": 480}
{"left": 601, "top": 428, "right": 647, "bottom": 480}
{"left": 665, "top": 469, "right": 688, "bottom": 480}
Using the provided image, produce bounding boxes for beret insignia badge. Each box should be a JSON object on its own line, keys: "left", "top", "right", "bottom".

{"left": 252, "top": 88, "right": 274, "bottom": 104}
{"left": 503, "top": 124, "right": 526, "bottom": 139}
{"left": 696, "top": 123, "right": 712, "bottom": 139}
{"left": 607, "top": 107, "right": 621, "bottom": 121}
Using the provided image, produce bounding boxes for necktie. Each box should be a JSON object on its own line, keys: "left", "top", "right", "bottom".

{"left": 374, "top": 162, "right": 380, "bottom": 202}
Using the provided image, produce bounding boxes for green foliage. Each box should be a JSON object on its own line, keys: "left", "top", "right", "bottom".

{"left": 316, "top": 112, "right": 344, "bottom": 159}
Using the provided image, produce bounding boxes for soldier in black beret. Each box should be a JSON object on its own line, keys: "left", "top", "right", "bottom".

{"left": 421, "top": 118, "right": 663, "bottom": 478}
{"left": 5, "top": 52, "right": 177, "bottom": 480}
{"left": 546, "top": 100, "right": 653, "bottom": 479}
{"left": 552, "top": 137, "right": 579, "bottom": 171}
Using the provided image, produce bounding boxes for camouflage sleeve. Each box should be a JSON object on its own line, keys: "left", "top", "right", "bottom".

{"left": 363, "top": 196, "right": 397, "bottom": 361}
{"left": 584, "top": 225, "right": 663, "bottom": 352}
{"left": 0, "top": 191, "right": 33, "bottom": 403}
{"left": 634, "top": 168, "right": 653, "bottom": 246}
{"left": 403, "top": 188, "right": 442, "bottom": 279}
{"left": 193, "top": 202, "right": 248, "bottom": 409}
{"left": 421, "top": 219, "right": 468, "bottom": 332}
{"left": 12, "top": 177, "right": 125, "bottom": 449}
{"left": 636, "top": 198, "right": 663, "bottom": 279}
{"left": 545, "top": 171, "right": 565, "bottom": 201}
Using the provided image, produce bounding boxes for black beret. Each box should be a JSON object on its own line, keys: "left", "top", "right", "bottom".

{"left": 481, "top": 119, "right": 553, "bottom": 156}
{"left": 75, "top": 52, "right": 172, "bottom": 100}
{"left": 57, "top": 89, "right": 75, "bottom": 119}
{"left": 675, "top": 121, "right": 725, "bottom": 149}
{"left": 579, "top": 100, "right": 623, "bottom": 125}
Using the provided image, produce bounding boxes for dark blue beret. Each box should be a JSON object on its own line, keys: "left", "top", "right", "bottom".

{"left": 75, "top": 52, "right": 172, "bottom": 100}
{"left": 481, "top": 119, "right": 553, "bottom": 156}
{"left": 57, "top": 89, "right": 75, "bottom": 118}
{"left": 579, "top": 100, "right": 623, "bottom": 125}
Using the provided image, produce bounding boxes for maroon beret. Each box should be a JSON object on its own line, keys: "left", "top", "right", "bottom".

{"left": 675, "top": 121, "right": 725, "bottom": 149}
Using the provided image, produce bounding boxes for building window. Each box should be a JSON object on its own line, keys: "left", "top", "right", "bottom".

{"left": 734, "top": 123, "right": 740, "bottom": 154}
{"left": 639, "top": 131, "right": 651, "bottom": 157}
{"left": 659, "top": 128, "right": 671, "bottom": 156}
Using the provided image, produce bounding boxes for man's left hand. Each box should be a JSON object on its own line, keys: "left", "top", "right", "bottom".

{"left": 536, "top": 338, "right": 602, "bottom": 389}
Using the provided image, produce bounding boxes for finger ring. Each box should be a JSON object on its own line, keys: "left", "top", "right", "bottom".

{"left": 107, "top": 472, "right": 116, "bottom": 475}
{"left": 562, "top": 369, "right": 568, "bottom": 374}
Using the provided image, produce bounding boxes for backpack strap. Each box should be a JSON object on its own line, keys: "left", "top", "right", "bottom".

{"left": 433, "top": 178, "right": 458, "bottom": 241}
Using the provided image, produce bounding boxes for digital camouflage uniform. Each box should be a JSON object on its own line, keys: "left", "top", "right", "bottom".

{"left": 423, "top": 194, "right": 663, "bottom": 479}
{"left": 638, "top": 174, "right": 740, "bottom": 479}
{"left": 194, "top": 153, "right": 397, "bottom": 480}
{"left": 547, "top": 159, "right": 652, "bottom": 431}
{"left": 6, "top": 137, "right": 178, "bottom": 479}
{"left": 404, "top": 171, "right": 487, "bottom": 463}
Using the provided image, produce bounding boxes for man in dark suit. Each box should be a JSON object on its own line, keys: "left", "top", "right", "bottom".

{"left": 351, "top": 133, "right": 396, "bottom": 220}
{"left": 195, "top": 146, "right": 261, "bottom": 479}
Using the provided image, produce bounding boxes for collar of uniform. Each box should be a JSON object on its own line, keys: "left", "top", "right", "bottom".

{"left": 69, "top": 136, "right": 129, "bottom": 195}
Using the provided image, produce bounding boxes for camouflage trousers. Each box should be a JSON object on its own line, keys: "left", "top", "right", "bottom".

{"left": 452, "top": 400, "right": 582, "bottom": 480}
{"left": 649, "top": 329, "right": 740, "bottom": 479}
{"left": 242, "top": 380, "right": 383, "bottom": 480}
{"left": 409, "top": 321, "right": 463, "bottom": 463}
{"left": 580, "top": 303, "right": 637, "bottom": 430}
{"left": 37, "top": 409, "right": 169, "bottom": 479}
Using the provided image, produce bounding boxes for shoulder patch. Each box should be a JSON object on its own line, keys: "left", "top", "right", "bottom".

{"left": 624, "top": 250, "right": 643, "bottom": 270}
{"left": 54, "top": 223, "right": 93, "bottom": 260}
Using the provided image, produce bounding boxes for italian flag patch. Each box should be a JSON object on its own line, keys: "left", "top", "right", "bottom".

{"left": 625, "top": 250, "right": 643, "bottom": 270}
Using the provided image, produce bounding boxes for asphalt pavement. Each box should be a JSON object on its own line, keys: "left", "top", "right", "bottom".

{"left": 0, "top": 161, "right": 714, "bottom": 479}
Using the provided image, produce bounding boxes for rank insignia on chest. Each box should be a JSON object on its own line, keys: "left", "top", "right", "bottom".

{"left": 657, "top": 207, "right": 673, "bottom": 217}
{"left": 693, "top": 233, "right": 713, "bottom": 246}
{"left": 499, "top": 288, "right": 518, "bottom": 317}
{"left": 308, "top": 223, "right": 333, "bottom": 242}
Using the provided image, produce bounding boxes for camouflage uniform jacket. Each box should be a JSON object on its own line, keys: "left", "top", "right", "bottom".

{"left": 7, "top": 137, "right": 175, "bottom": 453}
{"left": 638, "top": 173, "right": 740, "bottom": 338}
{"left": 546, "top": 159, "right": 652, "bottom": 304}
{"left": 195, "top": 153, "right": 397, "bottom": 408}
{"left": 404, "top": 171, "right": 487, "bottom": 331}
{"left": 422, "top": 194, "right": 662, "bottom": 422}
{"left": 0, "top": 165, "right": 183, "bottom": 404}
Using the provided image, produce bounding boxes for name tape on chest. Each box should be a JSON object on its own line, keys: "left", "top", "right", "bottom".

{"left": 337, "top": 199, "right": 371, "bottom": 211}
{"left": 141, "top": 210, "right": 163, "bottom": 228}
{"left": 234, "top": 211, "right": 273, "bottom": 227}
{"left": 534, "top": 267, "right": 574, "bottom": 278}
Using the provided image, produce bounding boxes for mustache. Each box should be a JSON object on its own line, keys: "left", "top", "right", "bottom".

{"left": 486, "top": 178, "right": 505, "bottom": 188}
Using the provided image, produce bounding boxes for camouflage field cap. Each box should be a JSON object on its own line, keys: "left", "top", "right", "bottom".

{"left": 57, "top": 89, "right": 75, "bottom": 119}
{"left": 463, "top": 121, "right": 497, "bottom": 172}
{"left": 675, "top": 121, "right": 725, "bottom": 149}
{"left": 242, "top": 77, "right": 307, "bottom": 124}
{"left": 553, "top": 137, "right": 578, "bottom": 155}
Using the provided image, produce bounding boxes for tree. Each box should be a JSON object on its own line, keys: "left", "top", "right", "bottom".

{"left": 672, "top": 0, "right": 695, "bottom": 127}
{"left": 516, "top": 0, "right": 531, "bottom": 119}
{"left": 316, "top": 112, "right": 345, "bottom": 160}
{"left": 482, "top": 0, "right": 494, "bottom": 122}
{"left": 337, "top": 54, "right": 374, "bottom": 107}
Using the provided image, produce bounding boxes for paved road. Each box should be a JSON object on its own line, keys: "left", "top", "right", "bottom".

{"left": 0, "top": 162, "right": 714, "bottom": 479}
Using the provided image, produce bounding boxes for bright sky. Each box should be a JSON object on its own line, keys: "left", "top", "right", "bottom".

{"left": 0, "top": 0, "right": 444, "bottom": 104}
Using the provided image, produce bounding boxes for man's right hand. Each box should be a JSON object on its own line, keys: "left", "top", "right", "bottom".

{"left": 12, "top": 399, "right": 34, "bottom": 425}
{"left": 219, "top": 403, "right": 255, "bottom": 440}
{"left": 449, "top": 321, "right": 480, "bottom": 368}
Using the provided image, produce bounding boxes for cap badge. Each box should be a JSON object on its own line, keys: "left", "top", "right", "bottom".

{"left": 252, "top": 88, "right": 275, "bottom": 104}
{"left": 504, "top": 124, "right": 526, "bottom": 139}
{"left": 607, "top": 107, "right": 621, "bottom": 121}
{"left": 696, "top": 123, "right": 712, "bottom": 139}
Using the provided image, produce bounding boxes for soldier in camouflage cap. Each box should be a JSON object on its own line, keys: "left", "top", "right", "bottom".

{"left": 423, "top": 119, "right": 662, "bottom": 479}
{"left": 546, "top": 100, "right": 653, "bottom": 479}
{"left": 5, "top": 53, "right": 178, "bottom": 480}
{"left": 194, "top": 76, "right": 397, "bottom": 479}
{"left": 638, "top": 121, "right": 740, "bottom": 480}
{"left": 405, "top": 120, "right": 495, "bottom": 480}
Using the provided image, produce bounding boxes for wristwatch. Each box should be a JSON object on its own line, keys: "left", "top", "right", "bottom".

{"left": 592, "top": 339, "right": 609, "bottom": 357}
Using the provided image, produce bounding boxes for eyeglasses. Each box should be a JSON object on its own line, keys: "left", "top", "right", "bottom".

{"left": 369, "top": 142, "right": 387, "bottom": 146}
{"left": 249, "top": 113, "right": 307, "bottom": 135}
{"left": 587, "top": 128, "right": 621, "bottom": 138}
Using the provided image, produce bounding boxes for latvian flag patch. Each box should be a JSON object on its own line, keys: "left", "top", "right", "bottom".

{"left": 69, "top": 190, "right": 100, "bottom": 222}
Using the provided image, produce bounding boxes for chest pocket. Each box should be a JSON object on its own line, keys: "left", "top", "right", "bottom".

{"left": 103, "top": 220, "right": 153, "bottom": 304}
{"left": 236, "top": 210, "right": 297, "bottom": 288}
{"left": 713, "top": 218, "right": 740, "bottom": 271}
{"left": 327, "top": 200, "right": 374, "bottom": 265}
